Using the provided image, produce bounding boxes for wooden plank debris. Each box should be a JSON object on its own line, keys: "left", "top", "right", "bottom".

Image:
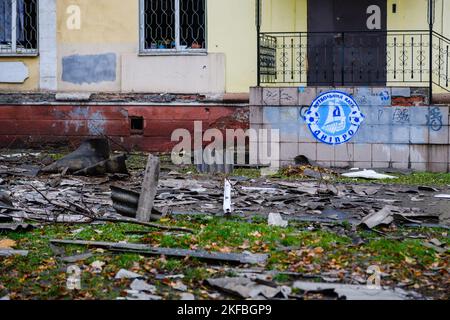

{"left": 50, "top": 239, "right": 268, "bottom": 264}
{"left": 136, "top": 155, "right": 160, "bottom": 222}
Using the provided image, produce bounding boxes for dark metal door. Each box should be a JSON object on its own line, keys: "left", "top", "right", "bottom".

{"left": 307, "top": 0, "right": 387, "bottom": 86}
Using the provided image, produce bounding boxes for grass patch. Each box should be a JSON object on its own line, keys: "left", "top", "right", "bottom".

{"left": 0, "top": 216, "right": 448, "bottom": 299}
{"left": 231, "top": 168, "right": 261, "bottom": 179}
{"left": 336, "top": 172, "right": 450, "bottom": 186}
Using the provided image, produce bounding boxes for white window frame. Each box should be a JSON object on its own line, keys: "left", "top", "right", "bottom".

{"left": 0, "top": 0, "right": 39, "bottom": 56}
{"left": 139, "top": 0, "right": 207, "bottom": 55}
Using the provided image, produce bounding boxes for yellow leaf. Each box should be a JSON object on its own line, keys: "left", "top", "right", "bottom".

{"left": 314, "top": 247, "right": 324, "bottom": 254}
{"left": 404, "top": 256, "right": 416, "bottom": 264}
{"left": 0, "top": 239, "right": 16, "bottom": 249}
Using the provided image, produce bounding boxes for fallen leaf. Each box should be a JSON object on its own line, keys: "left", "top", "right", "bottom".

{"left": 90, "top": 260, "right": 105, "bottom": 273}
{"left": 314, "top": 247, "right": 324, "bottom": 254}
{"left": 239, "top": 240, "right": 251, "bottom": 250}
{"left": 0, "top": 239, "right": 16, "bottom": 249}
{"left": 219, "top": 246, "right": 232, "bottom": 253}
{"left": 404, "top": 256, "right": 416, "bottom": 264}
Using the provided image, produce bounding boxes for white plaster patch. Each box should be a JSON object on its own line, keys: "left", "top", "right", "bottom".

{"left": 0, "top": 62, "right": 29, "bottom": 83}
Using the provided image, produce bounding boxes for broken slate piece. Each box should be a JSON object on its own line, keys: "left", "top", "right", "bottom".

{"left": 172, "top": 280, "right": 188, "bottom": 292}
{"left": 418, "top": 186, "right": 439, "bottom": 192}
{"left": 268, "top": 213, "right": 288, "bottom": 228}
{"left": 41, "top": 139, "right": 111, "bottom": 174}
{"left": 342, "top": 170, "right": 397, "bottom": 180}
{"left": 179, "top": 293, "right": 195, "bottom": 300}
{"left": 51, "top": 239, "right": 268, "bottom": 265}
{"left": 292, "top": 281, "right": 418, "bottom": 300}
{"left": 359, "top": 206, "right": 397, "bottom": 229}
{"left": 206, "top": 277, "right": 288, "bottom": 299}
{"left": 0, "top": 249, "right": 29, "bottom": 257}
{"left": 434, "top": 194, "right": 450, "bottom": 199}
{"left": 115, "top": 269, "right": 145, "bottom": 280}
{"left": 60, "top": 252, "right": 93, "bottom": 263}
{"left": 126, "top": 290, "right": 162, "bottom": 301}
{"left": 130, "top": 279, "right": 157, "bottom": 293}
{"left": 0, "top": 223, "right": 35, "bottom": 232}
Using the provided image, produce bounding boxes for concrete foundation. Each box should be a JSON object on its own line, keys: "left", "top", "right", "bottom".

{"left": 250, "top": 86, "right": 450, "bottom": 172}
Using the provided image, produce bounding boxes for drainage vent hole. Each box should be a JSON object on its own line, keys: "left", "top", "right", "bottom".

{"left": 130, "top": 117, "right": 144, "bottom": 134}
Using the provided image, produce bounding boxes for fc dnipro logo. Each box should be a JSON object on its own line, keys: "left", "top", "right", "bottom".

{"left": 304, "top": 91, "right": 365, "bottom": 145}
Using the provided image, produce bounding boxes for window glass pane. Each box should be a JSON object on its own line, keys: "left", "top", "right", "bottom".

{"left": 144, "top": 0, "right": 176, "bottom": 49}
{"left": 0, "top": 0, "right": 37, "bottom": 54}
{"left": 20, "top": 0, "right": 38, "bottom": 50}
{"left": 179, "top": 0, "right": 205, "bottom": 49}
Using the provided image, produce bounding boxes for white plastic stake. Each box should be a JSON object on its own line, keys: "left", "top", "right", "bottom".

{"left": 223, "top": 179, "right": 232, "bottom": 214}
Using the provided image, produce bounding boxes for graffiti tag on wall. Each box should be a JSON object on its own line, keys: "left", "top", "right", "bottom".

{"left": 427, "top": 107, "right": 443, "bottom": 132}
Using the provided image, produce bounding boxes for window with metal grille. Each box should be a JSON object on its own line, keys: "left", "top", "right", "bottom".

{"left": 140, "top": 0, "right": 206, "bottom": 53}
{"left": 0, "top": 0, "right": 38, "bottom": 55}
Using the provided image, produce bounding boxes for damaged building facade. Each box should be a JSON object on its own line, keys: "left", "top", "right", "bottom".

{"left": 0, "top": 0, "right": 450, "bottom": 171}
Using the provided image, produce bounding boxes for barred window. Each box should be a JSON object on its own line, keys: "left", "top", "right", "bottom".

{"left": 0, "top": 0, "right": 38, "bottom": 55}
{"left": 140, "top": 0, "right": 206, "bottom": 53}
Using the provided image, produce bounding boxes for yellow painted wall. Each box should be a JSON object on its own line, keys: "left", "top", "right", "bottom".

{"left": 57, "top": 0, "right": 138, "bottom": 44}
{"left": 1, "top": 0, "right": 448, "bottom": 94}
{"left": 0, "top": 57, "right": 39, "bottom": 91}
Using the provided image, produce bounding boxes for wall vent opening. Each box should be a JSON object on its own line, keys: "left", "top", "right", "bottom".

{"left": 130, "top": 117, "right": 144, "bottom": 134}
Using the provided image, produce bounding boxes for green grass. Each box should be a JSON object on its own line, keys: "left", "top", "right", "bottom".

{"left": 230, "top": 168, "right": 261, "bottom": 179}
{"left": 336, "top": 172, "right": 450, "bottom": 186}
{"left": 0, "top": 216, "right": 448, "bottom": 299}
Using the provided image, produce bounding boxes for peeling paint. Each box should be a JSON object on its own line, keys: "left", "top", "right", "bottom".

{"left": 87, "top": 111, "right": 107, "bottom": 135}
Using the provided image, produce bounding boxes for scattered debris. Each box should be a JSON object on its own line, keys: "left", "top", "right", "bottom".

{"left": 0, "top": 249, "right": 29, "bottom": 257}
{"left": 179, "top": 293, "right": 195, "bottom": 300}
{"left": 434, "top": 194, "right": 450, "bottom": 199}
{"left": 292, "top": 281, "right": 420, "bottom": 300}
{"left": 0, "top": 190, "right": 13, "bottom": 207}
{"left": 115, "top": 269, "right": 145, "bottom": 280}
{"left": 110, "top": 186, "right": 162, "bottom": 221}
{"left": 223, "top": 179, "right": 232, "bottom": 215}
{"left": 41, "top": 139, "right": 127, "bottom": 176}
{"left": 50, "top": 239, "right": 268, "bottom": 264}
{"left": 136, "top": 155, "right": 160, "bottom": 222}
{"left": 170, "top": 280, "right": 188, "bottom": 292}
{"left": 90, "top": 260, "right": 105, "bottom": 273}
{"left": 74, "top": 154, "right": 128, "bottom": 176}
{"left": 268, "top": 213, "right": 288, "bottom": 228}
{"left": 422, "top": 239, "right": 449, "bottom": 254}
{"left": 281, "top": 165, "right": 334, "bottom": 179}
{"left": 342, "top": 170, "right": 397, "bottom": 180}
{"left": 60, "top": 252, "right": 94, "bottom": 263}
{"left": 352, "top": 185, "right": 380, "bottom": 196}
{"left": 359, "top": 206, "right": 398, "bottom": 229}
{"left": 125, "top": 290, "right": 162, "bottom": 301}
{"left": 0, "top": 223, "right": 35, "bottom": 232}
{"left": 130, "top": 279, "right": 157, "bottom": 294}
{"left": 206, "top": 277, "right": 291, "bottom": 299}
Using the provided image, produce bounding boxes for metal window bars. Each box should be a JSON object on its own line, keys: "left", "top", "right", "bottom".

{"left": 258, "top": 30, "right": 450, "bottom": 93}
{"left": 0, "top": 0, "right": 38, "bottom": 55}
{"left": 140, "top": 0, "right": 206, "bottom": 53}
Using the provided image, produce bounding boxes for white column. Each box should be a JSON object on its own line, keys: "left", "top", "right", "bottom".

{"left": 39, "top": 0, "right": 57, "bottom": 91}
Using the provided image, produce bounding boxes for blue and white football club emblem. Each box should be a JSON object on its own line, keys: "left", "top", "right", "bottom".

{"left": 304, "top": 91, "right": 365, "bottom": 145}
